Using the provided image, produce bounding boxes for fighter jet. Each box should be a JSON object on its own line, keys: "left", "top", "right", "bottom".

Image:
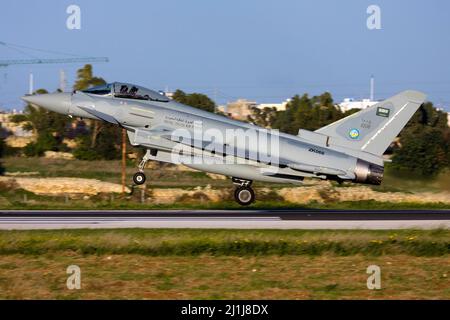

{"left": 22, "top": 83, "right": 426, "bottom": 205}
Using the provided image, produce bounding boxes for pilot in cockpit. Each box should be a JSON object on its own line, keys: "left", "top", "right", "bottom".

{"left": 120, "top": 85, "right": 129, "bottom": 94}
{"left": 129, "top": 86, "right": 139, "bottom": 96}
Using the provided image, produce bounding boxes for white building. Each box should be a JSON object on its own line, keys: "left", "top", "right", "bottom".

{"left": 338, "top": 98, "right": 378, "bottom": 113}
{"left": 217, "top": 105, "right": 227, "bottom": 113}
{"left": 256, "top": 99, "right": 291, "bottom": 112}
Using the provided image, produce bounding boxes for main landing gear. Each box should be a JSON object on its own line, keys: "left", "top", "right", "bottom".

{"left": 232, "top": 178, "right": 255, "bottom": 206}
{"left": 133, "top": 149, "right": 153, "bottom": 185}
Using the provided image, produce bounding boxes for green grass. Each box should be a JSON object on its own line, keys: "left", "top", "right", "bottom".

{"left": 1, "top": 253, "right": 448, "bottom": 299}
{"left": 0, "top": 229, "right": 448, "bottom": 299}
{"left": 0, "top": 228, "right": 448, "bottom": 257}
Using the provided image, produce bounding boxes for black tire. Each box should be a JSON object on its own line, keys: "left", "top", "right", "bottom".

{"left": 234, "top": 186, "right": 255, "bottom": 206}
{"left": 133, "top": 172, "right": 146, "bottom": 185}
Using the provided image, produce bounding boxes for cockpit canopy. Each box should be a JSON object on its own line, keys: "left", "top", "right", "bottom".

{"left": 81, "top": 82, "right": 169, "bottom": 102}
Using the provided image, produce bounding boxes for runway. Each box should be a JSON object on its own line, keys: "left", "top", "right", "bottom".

{"left": 0, "top": 209, "right": 449, "bottom": 230}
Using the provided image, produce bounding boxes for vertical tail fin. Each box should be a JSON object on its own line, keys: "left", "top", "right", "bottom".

{"left": 315, "top": 90, "right": 426, "bottom": 156}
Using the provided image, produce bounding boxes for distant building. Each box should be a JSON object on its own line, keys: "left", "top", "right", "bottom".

{"left": 223, "top": 99, "right": 257, "bottom": 120}
{"left": 217, "top": 105, "right": 227, "bottom": 113}
{"left": 338, "top": 98, "right": 378, "bottom": 113}
{"left": 218, "top": 98, "right": 291, "bottom": 120}
{"left": 256, "top": 99, "right": 291, "bottom": 112}
{"left": 161, "top": 90, "right": 175, "bottom": 99}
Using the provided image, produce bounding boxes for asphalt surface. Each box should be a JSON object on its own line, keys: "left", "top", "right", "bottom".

{"left": 0, "top": 209, "right": 449, "bottom": 230}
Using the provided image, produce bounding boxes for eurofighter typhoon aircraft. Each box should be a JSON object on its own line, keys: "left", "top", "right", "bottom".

{"left": 22, "top": 83, "right": 426, "bottom": 205}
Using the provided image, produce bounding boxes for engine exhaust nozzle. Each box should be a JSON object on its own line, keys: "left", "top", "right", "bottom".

{"left": 354, "top": 159, "right": 384, "bottom": 185}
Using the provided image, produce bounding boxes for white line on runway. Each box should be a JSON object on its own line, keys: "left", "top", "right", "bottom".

{"left": 0, "top": 217, "right": 448, "bottom": 230}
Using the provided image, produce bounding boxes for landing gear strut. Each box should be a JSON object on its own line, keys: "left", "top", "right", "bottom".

{"left": 133, "top": 149, "right": 152, "bottom": 185}
{"left": 232, "top": 178, "right": 255, "bottom": 206}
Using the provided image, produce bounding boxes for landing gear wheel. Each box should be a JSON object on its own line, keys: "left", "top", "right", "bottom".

{"left": 234, "top": 186, "right": 255, "bottom": 206}
{"left": 133, "top": 172, "right": 146, "bottom": 185}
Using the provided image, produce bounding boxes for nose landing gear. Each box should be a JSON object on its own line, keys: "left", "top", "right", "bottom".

{"left": 232, "top": 178, "right": 255, "bottom": 206}
{"left": 133, "top": 149, "right": 153, "bottom": 185}
{"left": 133, "top": 172, "right": 146, "bottom": 185}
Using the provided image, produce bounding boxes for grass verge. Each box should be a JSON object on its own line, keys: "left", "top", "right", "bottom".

{"left": 0, "top": 229, "right": 448, "bottom": 299}
{"left": 0, "top": 228, "right": 448, "bottom": 256}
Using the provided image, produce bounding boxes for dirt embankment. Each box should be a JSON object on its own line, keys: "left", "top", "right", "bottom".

{"left": 277, "top": 185, "right": 450, "bottom": 204}
{"left": 0, "top": 177, "right": 129, "bottom": 196}
{"left": 1, "top": 176, "right": 449, "bottom": 204}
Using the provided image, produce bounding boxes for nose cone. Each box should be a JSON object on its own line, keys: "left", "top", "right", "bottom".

{"left": 22, "top": 92, "right": 71, "bottom": 114}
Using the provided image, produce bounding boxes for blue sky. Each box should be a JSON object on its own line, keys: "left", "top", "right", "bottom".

{"left": 1, "top": 0, "right": 449, "bottom": 110}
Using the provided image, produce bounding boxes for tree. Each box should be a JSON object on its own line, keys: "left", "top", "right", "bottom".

{"left": 73, "top": 123, "right": 121, "bottom": 160}
{"left": 391, "top": 127, "right": 448, "bottom": 176}
{"left": 71, "top": 64, "right": 121, "bottom": 160}
{"left": 271, "top": 95, "right": 303, "bottom": 134}
{"left": 247, "top": 106, "right": 278, "bottom": 128}
{"left": 310, "top": 92, "right": 343, "bottom": 128}
{"left": 73, "top": 64, "right": 108, "bottom": 149}
{"left": 24, "top": 131, "right": 64, "bottom": 157}
{"left": 21, "top": 88, "right": 70, "bottom": 156}
{"left": 10, "top": 114, "right": 27, "bottom": 123}
{"left": 403, "top": 102, "right": 448, "bottom": 132}
{"left": 73, "top": 64, "right": 107, "bottom": 144}
{"left": 21, "top": 89, "right": 68, "bottom": 135}
{"left": 391, "top": 101, "right": 449, "bottom": 176}
{"left": 73, "top": 64, "right": 106, "bottom": 91}
{"left": 271, "top": 92, "right": 344, "bottom": 134}
{"left": 343, "top": 108, "right": 361, "bottom": 116}
{"left": 172, "top": 89, "right": 216, "bottom": 112}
